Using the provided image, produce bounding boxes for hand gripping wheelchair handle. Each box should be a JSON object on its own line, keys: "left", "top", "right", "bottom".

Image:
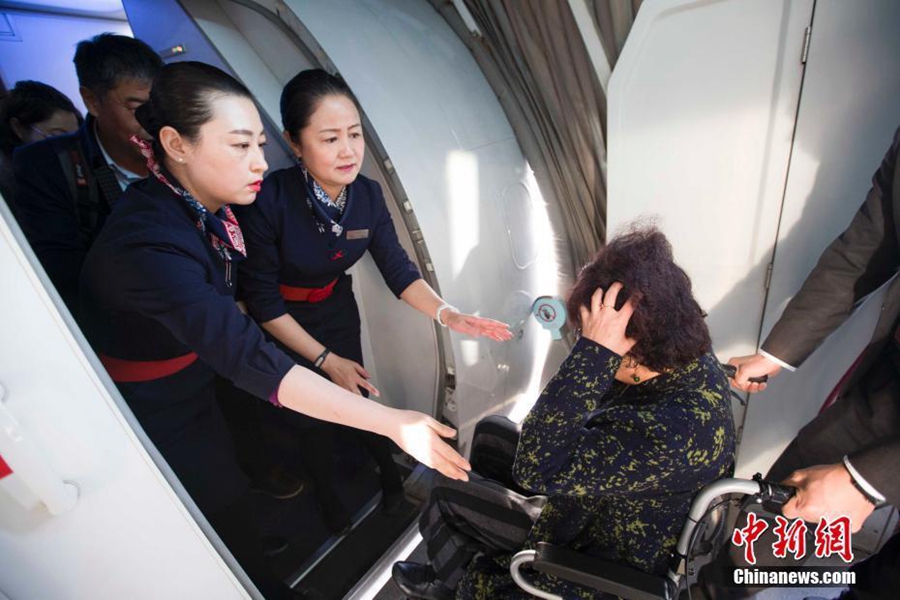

{"left": 720, "top": 363, "right": 769, "bottom": 384}
{"left": 754, "top": 474, "right": 796, "bottom": 507}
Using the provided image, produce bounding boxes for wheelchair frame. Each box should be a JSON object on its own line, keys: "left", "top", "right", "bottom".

{"left": 509, "top": 475, "right": 794, "bottom": 600}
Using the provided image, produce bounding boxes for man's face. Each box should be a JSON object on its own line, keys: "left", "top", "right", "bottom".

{"left": 83, "top": 77, "right": 152, "bottom": 148}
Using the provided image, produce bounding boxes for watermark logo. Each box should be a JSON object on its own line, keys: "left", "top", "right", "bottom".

{"left": 731, "top": 512, "right": 769, "bottom": 564}
{"left": 813, "top": 516, "right": 853, "bottom": 563}
{"left": 772, "top": 515, "right": 807, "bottom": 560}
{"left": 731, "top": 512, "right": 854, "bottom": 565}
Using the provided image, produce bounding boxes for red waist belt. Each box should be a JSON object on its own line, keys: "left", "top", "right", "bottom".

{"left": 279, "top": 278, "right": 338, "bottom": 303}
{"left": 99, "top": 352, "right": 199, "bottom": 383}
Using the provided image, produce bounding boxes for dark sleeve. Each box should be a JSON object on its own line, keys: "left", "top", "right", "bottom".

{"left": 236, "top": 191, "right": 288, "bottom": 323}
{"left": 366, "top": 181, "right": 421, "bottom": 297}
{"left": 849, "top": 438, "right": 900, "bottom": 508}
{"left": 762, "top": 128, "right": 900, "bottom": 367}
{"left": 12, "top": 142, "right": 86, "bottom": 310}
{"left": 118, "top": 241, "right": 294, "bottom": 400}
{"left": 512, "top": 338, "right": 700, "bottom": 496}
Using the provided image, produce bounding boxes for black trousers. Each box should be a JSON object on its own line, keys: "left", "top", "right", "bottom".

{"left": 277, "top": 277, "right": 401, "bottom": 495}
{"left": 701, "top": 348, "right": 900, "bottom": 599}
{"left": 419, "top": 472, "right": 547, "bottom": 589}
{"left": 416, "top": 416, "right": 545, "bottom": 588}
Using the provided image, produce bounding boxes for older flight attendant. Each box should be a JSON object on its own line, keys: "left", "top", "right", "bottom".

{"left": 236, "top": 69, "right": 512, "bottom": 531}
{"left": 79, "top": 62, "right": 470, "bottom": 600}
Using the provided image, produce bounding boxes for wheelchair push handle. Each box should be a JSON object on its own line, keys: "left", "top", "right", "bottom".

{"left": 753, "top": 473, "right": 796, "bottom": 506}
{"left": 720, "top": 363, "right": 769, "bottom": 384}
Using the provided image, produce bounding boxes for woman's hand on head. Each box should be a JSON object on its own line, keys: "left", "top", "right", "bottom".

{"left": 444, "top": 311, "right": 514, "bottom": 342}
{"left": 321, "top": 353, "right": 380, "bottom": 397}
{"left": 579, "top": 282, "right": 636, "bottom": 357}
{"left": 385, "top": 411, "right": 471, "bottom": 481}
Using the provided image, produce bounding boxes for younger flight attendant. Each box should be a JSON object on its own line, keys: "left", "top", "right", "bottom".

{"left": 79, "top": 62, "right": 469, "bottom": 599}
{"left": 236, "top": 70, "right": 512, "bottom": 530}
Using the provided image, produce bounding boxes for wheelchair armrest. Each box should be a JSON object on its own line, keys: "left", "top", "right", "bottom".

{"left": 532, "top": 543, "right": 674, "bottom": 600}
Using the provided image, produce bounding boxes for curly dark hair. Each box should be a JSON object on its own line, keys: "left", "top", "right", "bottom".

{"left": 566, "top": 222, "right": 711, "bottom": 372}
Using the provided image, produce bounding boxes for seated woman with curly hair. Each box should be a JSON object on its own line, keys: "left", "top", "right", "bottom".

{"left": 392, "top": 222, "right": 736, "bottom": 599}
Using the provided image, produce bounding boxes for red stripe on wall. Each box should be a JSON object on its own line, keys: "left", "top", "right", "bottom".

{"left": 0, "top": 455, "right": 11, "bottom": 479}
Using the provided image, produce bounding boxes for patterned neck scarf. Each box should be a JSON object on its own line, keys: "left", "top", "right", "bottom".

{"left": 130, "top": 135, "right": 246, "bottom": 262}
{"left": 300, "top": 163, "right": 347, "bottom": 238}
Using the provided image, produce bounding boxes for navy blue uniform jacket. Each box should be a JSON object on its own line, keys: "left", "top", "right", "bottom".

{"left": 235, "top": 167, "right": 421, "bottom": 327}
{"left": 13, "top": 116, "right": 121, "bottom": 313}
{"left": 80, "top": 175, "right": 295, "bottom": 512}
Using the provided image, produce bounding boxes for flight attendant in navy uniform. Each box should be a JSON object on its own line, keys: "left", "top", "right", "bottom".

{"left": 79, "top": 62, "right": 471, "bottom": 600}
{"left": 236, "top": 69, "right": 512, "bottom": 531}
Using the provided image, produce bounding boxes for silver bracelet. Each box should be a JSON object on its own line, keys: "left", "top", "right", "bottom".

{"left": 435, "top": 302, "right": 457, "bottom": 327}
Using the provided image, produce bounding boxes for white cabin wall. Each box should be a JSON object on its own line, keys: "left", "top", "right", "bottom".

{"left": 0, "top": 9, "right": 131, "bottom": 114}
{"left": 608, "top": 0, "right": 900, "bottom": 476}
{"left": 607, "top": 0, "right": 814, "bottom": 431}
{"left": 738, "top": 0, "right": 900, "bottom": 477}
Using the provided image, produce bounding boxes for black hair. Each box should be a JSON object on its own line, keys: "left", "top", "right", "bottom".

{"left": 567, "top": 221, "right": 712, "bottom": 372}
{"left": 0, "top": 80, "right": 82, "bottom": 156}
{"left": 73, "top": 33, "right": 163, "bottom": 96}
{"left": 280, "top": 69, "right": 361, "bottom": 140}
{"left": 134, "top": 61, "right": 254, "bottom": 158}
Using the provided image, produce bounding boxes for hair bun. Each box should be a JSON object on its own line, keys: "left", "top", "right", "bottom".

{"left": 134, "top": 101, "right": 161, "bottom": 137}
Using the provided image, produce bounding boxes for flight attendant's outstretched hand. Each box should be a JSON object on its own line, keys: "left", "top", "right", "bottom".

{"left": 280, "top": 365, "right": 471, "bottom": 481}
{"left": 399, "top": 279, "right": 513, "bottom": 342}
{"left": 442, "top": 311, "right": 514, "bottom": 342}
{"left": 388, "top": 410, "right": 471, "bottom": 481}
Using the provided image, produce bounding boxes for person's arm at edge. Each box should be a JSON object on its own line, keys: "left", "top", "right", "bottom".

{"left": 766, "top": 129, "right": 900, "bottom": 366}
{"left": 730, "top": 129, "right": 900, "bottom": 392}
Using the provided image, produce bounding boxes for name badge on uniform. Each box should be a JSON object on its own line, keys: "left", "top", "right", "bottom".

{"left": 346, "top": 229, "right": 370, "bottom": 240}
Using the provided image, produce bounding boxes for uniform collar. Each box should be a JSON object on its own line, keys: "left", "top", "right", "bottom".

{"left": 299, "top": 165, "right": 355, "bottom": 238}
{"left": 92, "top": 117, "right": 143, "bottom": 191}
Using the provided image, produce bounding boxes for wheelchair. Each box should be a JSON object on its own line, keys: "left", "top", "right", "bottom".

{"left": 467, "top": 415, "right": 795, "bottom": 600}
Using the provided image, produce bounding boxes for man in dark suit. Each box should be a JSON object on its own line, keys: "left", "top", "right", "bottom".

{"left": 710, "top": 128, "right": 900, "bottom": 598}
{"left": 12, "top": 34, "right": 162, "bottom": 316}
